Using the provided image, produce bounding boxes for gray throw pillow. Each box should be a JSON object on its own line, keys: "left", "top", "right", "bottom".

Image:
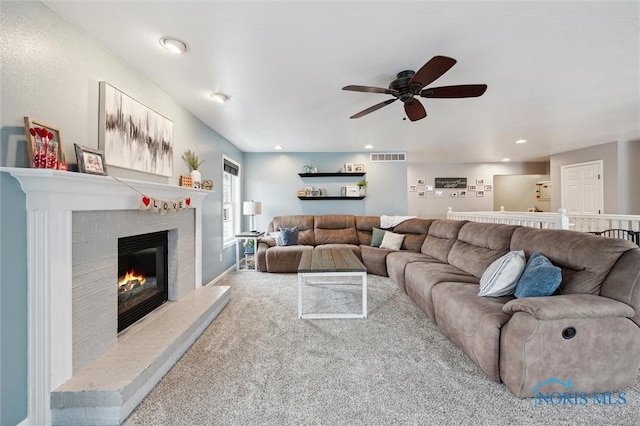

{"left": 279, "top": 226, "right": 299, "bottom": 246}
{"left": 371, "top": 227, "right": 385, "bottom": 247}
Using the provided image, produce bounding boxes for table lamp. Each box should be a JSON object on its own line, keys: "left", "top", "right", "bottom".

{"left": 243, "top": 201, "right": 262, "bottom": 232}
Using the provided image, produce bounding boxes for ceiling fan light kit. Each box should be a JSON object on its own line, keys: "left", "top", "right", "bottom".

{"left": 343, "top": 55, "right": 487, "bottom": 122}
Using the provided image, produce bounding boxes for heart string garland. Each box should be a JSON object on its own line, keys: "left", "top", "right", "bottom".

{"left": 110, "top": 176, "right": 194, "bottom": 215}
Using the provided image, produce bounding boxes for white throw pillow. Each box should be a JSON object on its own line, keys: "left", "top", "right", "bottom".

{"left": 269, "top": 231, "right": 282, "bottom": 246}
{"left": 478, "top": 250, "right": 526, "bottom": 297}
{"left": 380, "top": 231, "right": 405, "bottom": 250}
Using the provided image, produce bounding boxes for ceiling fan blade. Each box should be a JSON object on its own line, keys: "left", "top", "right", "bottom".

{"left": 408, "top": 56, "right": 457, "bottom": 91}
{"left": 404, "top": 99, "right": 427, "bottom": 122}
{"left": 343, "top": 85, "right": 399, "bottom": 96}
{"left": 420, "top": 84, "right": 488, "bottom": 98}
{"left": 350, "top": 98, "right": 397, "bottom": 119}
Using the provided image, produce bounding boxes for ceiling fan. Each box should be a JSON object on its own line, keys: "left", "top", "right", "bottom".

{"left": 342, "top": 55, "right": 487, "bottom": 122}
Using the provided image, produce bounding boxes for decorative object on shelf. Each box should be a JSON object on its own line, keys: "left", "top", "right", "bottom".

{"left": 24, "top": 117, "right": 66, "bottom": 169}
{"left": 201, "top": 179, "right": 214, "bottom": 190}
{"left": 74, "top": 143, "right": 108, "bottom": 175}
{"left": 341, "top": 187, "right": 347, "bottom": 197}
{"left": 243, "top": 200, "right": 262, "bottom": 232}
{"left": 182, "top": 149, "right": 205, "bottom": 187}
{"left": 99, "top": 81, "right": 173, "bottom": 177}
{"left": 345, "top": 185, "right": 359, "bottom": 197}
{"left": 297, "top": 190, "right": 307, "bottom": 197}
{"left": 179, "top": 175, "right": 193, "bottom": 187}
{"left": 353, "top": 164, "right": 365, "bottom": 172}
{"left": 344, "top": 163, "right": 354, "bottom": 172}
{"left": 303, "top": 162, "right": 315, "bottom": 173}
{"left": 357, "top": 179, "right": 368, "bottom": 196}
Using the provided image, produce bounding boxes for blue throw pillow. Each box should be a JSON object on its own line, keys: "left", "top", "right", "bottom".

{"left": 514, "top": 252, "right": 562, "bottom": 298}
{"left": 279, "top": 226, "right": 299, "bottom": 246}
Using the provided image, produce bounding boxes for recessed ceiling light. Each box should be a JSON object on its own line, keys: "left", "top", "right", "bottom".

{"left": 515, "top": 139, "right": 527, "bottom": 144}
{"left": 210, "top": 92, "right": 230, "bottom": 103}
{"left": 159, "top": 37, "right": 189, "bottom": 54}
{"left": 364, "top": 145, "right": 373, "bottom": 149}
{"left": 274, "top": 145, "right": 283, "bottom": 150}
{"left": 501, "top": 158, "right": 511, "bottom": 162}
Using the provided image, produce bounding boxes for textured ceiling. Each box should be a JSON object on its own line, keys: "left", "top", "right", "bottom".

{"left": 44, "top": 1, "right": 640, "bottom": 163}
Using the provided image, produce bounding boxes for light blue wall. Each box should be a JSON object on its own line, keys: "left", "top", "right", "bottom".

{"left": 0, "top": 2, "right": 242, "bottom": 420}
{"left": 0, "top": 174, "right": 28, "bottom": 425}
{"left": 243, "top": 152, "right": 408, "bottom": 231}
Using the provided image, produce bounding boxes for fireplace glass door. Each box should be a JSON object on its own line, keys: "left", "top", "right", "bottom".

{"left": 118, "top": 231, "right": 168, "bottom": 332}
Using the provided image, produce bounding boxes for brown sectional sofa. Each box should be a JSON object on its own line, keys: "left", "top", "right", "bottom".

{"left": 257, "top": 214, "right": 640, "bottom": 398}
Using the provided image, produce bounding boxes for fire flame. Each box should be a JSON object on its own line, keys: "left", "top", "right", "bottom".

{"left": 118, "top": 270, "right": 146, "bottom": 291}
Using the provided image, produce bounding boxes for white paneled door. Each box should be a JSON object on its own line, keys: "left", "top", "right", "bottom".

{"left": 561, "top": 160, "right": 603, "bottom": 214}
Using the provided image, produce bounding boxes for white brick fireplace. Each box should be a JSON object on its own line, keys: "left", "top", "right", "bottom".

{"left": 1, "top": 167, "right": 229, "bottom": 425}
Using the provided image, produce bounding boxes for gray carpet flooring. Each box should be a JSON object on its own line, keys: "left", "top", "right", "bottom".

{"left": 124, "top": 272, "right": 640, "bottom": 425}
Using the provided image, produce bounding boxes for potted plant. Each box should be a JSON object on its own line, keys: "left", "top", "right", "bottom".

{"left": 182, "top": 150, "right": 205, "bottom": 185}
{"left": 243, "top": 239, "right": 255, "bottom": 255}
{"left": 357, "top": 179, "right": 368, "bottom": 196}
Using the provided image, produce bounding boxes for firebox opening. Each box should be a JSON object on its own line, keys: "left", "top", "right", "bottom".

{"left": 118, "top": 231, "right": 169, "bottom": 332}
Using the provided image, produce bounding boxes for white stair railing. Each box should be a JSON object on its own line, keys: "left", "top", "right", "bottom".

{"left": 566, "top": 213, "right": 640, "bottom": 233}
{"left": 447, "top": 207, "right": 640, "bottom": 233}
{"left": 446, "top": 207, "right": 570, "bottom": 229}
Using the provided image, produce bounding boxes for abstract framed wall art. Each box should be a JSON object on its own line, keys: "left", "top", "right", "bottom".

{"left": 99, "top": 82, "right": 173, "bottom": 177}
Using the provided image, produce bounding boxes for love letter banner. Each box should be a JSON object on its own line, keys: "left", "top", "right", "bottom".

{"left": 139, "top": 195, "right": 192, "bottom": 215}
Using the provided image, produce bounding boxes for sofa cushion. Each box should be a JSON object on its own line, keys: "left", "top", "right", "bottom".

{"left": 380, "top": 231, "right": 404, "bottom": 250}
{"left": 265, "top": 245, "right": 314, "bottom": 273}
{"left": 280, "top": 226, "right": 299, "bottom": 246}
{"left": 355, "top": 215, "right": 381, "bottom": 246}
{"left": 478, "top": 250, "right": 526, "bottom": 297}
{"left": 448, "top": 222, "right": 518, "bottom": 278}
{"left": 370, "top": 227, "right": 385, "bottom": 247}
{"left": 314, "top": 215, "right": 359, "bottom": 245}
{"left": 433, "top": 282, "right": 514, "bottom": 381}
{"left": 404, "top": 262, "right": 480, "bottom": 322}
{"left": 269, "top": 215, "right": 315, "bottom": 246}
{"left": 514, "top": 252, "right": 562, "bottom": 298}
{"left": 510, "top": 228, "right": 635, "bottom": 296}
{"left": 391, "top": 218, "right": 432, "bottom": 251}
{"left": 386, "top": 251, "right": 436, "bottom": 292}
{"left": 360, "top": 245, "right": 394, "bottom": 276}
{"left": 420, "top": 219, "right": 467, "bottom": 263}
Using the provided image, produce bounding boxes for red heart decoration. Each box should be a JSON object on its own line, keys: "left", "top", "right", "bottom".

{"left": 185, "top": 198, "right": 191, "bottom": 206}
{"left": 142, "top": 196, "right": 150, "bottom": 206}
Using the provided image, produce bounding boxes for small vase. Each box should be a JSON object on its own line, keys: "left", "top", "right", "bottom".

{"left": 359, "top": 187, "right": 366, "bottom": 196}
{"left": 190, "top": 169, "right": 202, "bottom": 185}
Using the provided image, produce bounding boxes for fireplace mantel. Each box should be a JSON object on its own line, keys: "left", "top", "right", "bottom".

{"left": 0, "top": 167, "right": 210, "bottom": 425}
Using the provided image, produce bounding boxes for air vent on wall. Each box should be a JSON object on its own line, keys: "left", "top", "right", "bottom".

{"left": 370, "top": 152, "right": 407, "bottom": 162}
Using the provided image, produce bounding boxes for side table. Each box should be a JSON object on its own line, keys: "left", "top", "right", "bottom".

{"left": 235, "top": 231, "right": 264, "bottom": 271}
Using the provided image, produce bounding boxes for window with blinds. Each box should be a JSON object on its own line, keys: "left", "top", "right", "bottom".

{"left": 222, "top": 157, "right": 240, "bottom": 246}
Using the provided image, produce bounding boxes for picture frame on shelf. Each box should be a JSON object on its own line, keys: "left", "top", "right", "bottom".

{"left": 23, "top": 117, "right": 66, "bottom": 168}
{"left": 345, "top": 185, "right": 359, "bottom": 197}
{"left": 74, "top": 143, "right": 108, "bottom": 176}
{"left": 353, "top": 164, "right": 365, "bottom": 172}
{"left": 344, "top": 163, "right": 354, "bottom": 173}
